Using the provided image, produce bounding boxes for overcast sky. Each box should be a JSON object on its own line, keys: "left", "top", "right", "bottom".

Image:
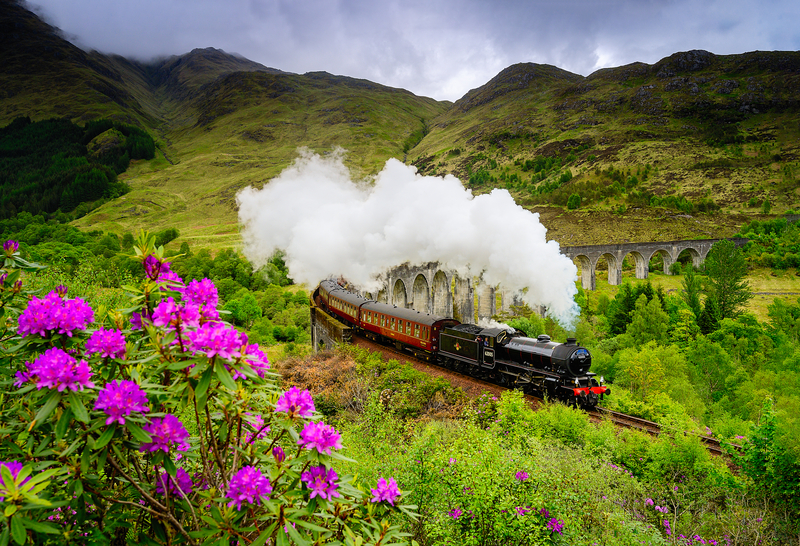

{"left": 27, "top": 0, "right": 800, "bottom": 102}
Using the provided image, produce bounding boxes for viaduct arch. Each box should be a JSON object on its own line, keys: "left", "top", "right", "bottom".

{"left": 562, "top": 238, "right": 748, "bottom": 291}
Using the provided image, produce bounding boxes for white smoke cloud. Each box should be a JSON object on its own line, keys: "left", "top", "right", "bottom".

{"left": 236, "top": 148, "right": 580, "bottom": 324}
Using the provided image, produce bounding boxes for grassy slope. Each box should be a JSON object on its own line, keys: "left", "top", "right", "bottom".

{"left": 73, "top": 71, "right": 449, "bottom": 248}
{"left": 408, "top": 53, "right": 800, "bottom": 245}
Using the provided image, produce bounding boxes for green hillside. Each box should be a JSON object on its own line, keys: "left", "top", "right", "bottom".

{"left": 2, "top": 1, "right": 799, "bottom": 248}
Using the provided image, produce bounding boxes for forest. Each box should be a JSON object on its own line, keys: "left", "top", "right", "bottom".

{"left": 0, "top": 117, "right": 156, "bottom": 219}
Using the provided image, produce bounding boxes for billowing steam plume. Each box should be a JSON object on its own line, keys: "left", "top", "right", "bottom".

{"left": 236, "top": 148, "right": 580, "bottom": 325}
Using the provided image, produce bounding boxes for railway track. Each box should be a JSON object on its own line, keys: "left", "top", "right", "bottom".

{"left": 352, "top": 333, "right": 733, "bottom": 457}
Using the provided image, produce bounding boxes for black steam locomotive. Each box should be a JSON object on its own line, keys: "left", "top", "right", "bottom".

{"left": 314, "top": 279, "right": 609, "bottom": 409}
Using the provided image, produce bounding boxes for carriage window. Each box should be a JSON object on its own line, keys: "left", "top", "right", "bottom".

{"left": 391, "top": 318, "right": 396, "bottom": 330}
{"left": 415, "top": 324, "right": 420, "bottom": 337}
{"left": 380, "top": 315, "right": 385, "bottom": 327}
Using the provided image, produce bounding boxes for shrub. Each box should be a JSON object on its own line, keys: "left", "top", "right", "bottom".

{"left": 0, "top": 234, "right": 415, "bottom": 545}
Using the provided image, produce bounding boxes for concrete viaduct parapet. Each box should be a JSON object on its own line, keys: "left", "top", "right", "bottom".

{"left": 562, "top": 238, "right": 748, "bottom": 291}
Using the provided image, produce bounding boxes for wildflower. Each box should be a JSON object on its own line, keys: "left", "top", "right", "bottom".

{"left": 94, "top": 380, "right": 150, "bottom": 425}
{"left": 3, "top": 240, "right": 19, "bottom": 255}
{"left": 152, "top": 297, "right": 200, "bottom": 332}
{"left": 299, "top": 421, "right": 342, "bottom": 454}
{"left": 449, "top": 458, "right": 457, "bottom": 465}
{"left": 664, "top": 519, "right": 672, "bottom": 536}
{"left": 539, "top": 507, "right": 550, "bottom": 518}
{"left": 130, "top": 310, "right": 149, "bottom": 331}
{"left": 183, "top": 278, "right": 219, "bottom": 309}
{"left": 514, "top": 506, "right": 531, "bottom": 516}
{"left": 515, "top": 471, "right": 529, "bottom": 482}
{"left": 370, "top": 477, "right": 401, "bottom": 505}
{"left": 448, "top": 508, "right": 462, "bottom": 519}
{"left": 547, "top": 518, "right": 564, "bottom": 535}
{"left": 85, "top": 328, "right": 127, "bottom": 359}
{"left": 155, "top": 468, "right": 193, "bottom": 497}
{"left": 143, "top": 255, "right": 168, "bottom": 281}
{"left": 645, "top": 498, "right": 654, "bottom": 506}
{"left": 226, "top": 466, "right": 272, "bottom": 510}
{"left": 301, "top": 465, "right": 340, "bottom": 500}
{"left": 0, "top": 461, "right": 29, "bottom": 501}
{"left": 272, "top": 446, "right": 286, "bottom": 464}
{"left": 15, "top": 347, "right": 94, "bottom": 392}
{"left": 185, "top": 322, "right": 243, "bottom": 360}
{"left": 275, "top": 386, "right": 315, "bottom": 418}
{"left": 140, "top": 414, "right": 190, "bottom": 453}
{"left": 18, "top": 292, "right": 94, "bottom": 338}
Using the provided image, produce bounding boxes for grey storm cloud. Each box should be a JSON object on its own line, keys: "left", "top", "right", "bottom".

{"left": 28, "top": 0, "right": 800, "bottom": 101}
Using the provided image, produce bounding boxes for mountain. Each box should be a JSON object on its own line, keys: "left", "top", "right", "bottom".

{"left": 2, "top": 0, "right": 799, "bottom": 247}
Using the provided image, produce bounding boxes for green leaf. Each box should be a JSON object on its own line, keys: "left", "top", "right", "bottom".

{"left": 18, "top": 517, "right": 59, "bottom": 534}
{"left": 215, "top": 363, "right": 237, "bottom": 391}
{"left": 196, "top": 366, "right": 214, "bottom": 401}
{"left": 33, "top": 392, "right": 62, "bottom": 427}
{"left": 126, "top": 422, "right": 152, "bottom": 444}
{"left": 93, "top": 425, "right": 116, "bottom": 451}
{"left": 9, "top": 517, "right": 24, "bottom": 546}
{"left": 3, "top": 506, "right": 16, "bottom": 518}
{"left": 163, "top": 457, "right": 176, "bottom": 477}
{"left": 249, "top": 524, "right": 277, "bottom": 546}
{"left": 67, "top": 392, "right": 90, "bottom": 423}
{"left": 54, "top": 407, "right": 73, "bottom": 441}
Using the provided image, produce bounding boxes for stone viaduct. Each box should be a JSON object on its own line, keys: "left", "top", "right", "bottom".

{"left": 350, "top": 238, "right": 747, "bottom": 321}
{"left": 562, "top": 237, "right": 748, "bottom": 291}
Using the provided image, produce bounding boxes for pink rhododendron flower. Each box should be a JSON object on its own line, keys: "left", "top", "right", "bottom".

{"left": 226, "top": 466, "right": 272, "bottom": 510}
{"left": 14, "top": 347, "right": 94, "bottom": 392}
{"left": 94, "top": 380, "right": 150, "bottom": 425}
{"left": 85, "top": 328, "right": 127, "bottom": 359}
{"left": 301, "top": 465, "right": 340, "bottom": 500}
{"left": 140, "top": 414, "right": 190, "bottom": 453}
{"left": 275, "top": 386, "right": 315, "bottom": 418}
{"left": 370, "top": 477, "right": 400, "bottom": 505}
{"left": 299, "top": 421, "right": 342, "bottom": 454}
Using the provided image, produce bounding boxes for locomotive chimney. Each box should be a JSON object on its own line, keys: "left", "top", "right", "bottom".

{"left": 565, "top": 338, "right": 577, "bottom": 346}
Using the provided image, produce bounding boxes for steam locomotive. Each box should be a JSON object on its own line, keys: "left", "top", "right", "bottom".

{"left": 314, "top": 279, "right": 609, "bottom": 409}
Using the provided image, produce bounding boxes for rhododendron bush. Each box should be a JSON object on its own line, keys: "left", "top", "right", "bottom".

{"left": 0, "top": 233, "right": 414, "bottom": 545}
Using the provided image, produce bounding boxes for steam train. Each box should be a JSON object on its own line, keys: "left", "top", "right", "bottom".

{"left": 313, "top": 279, "right": 609, "bottom": 409}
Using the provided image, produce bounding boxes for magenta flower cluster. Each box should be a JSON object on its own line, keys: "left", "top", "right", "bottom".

{"left": 301, "top": 465, "right": 340, "bottom": 500}
{"left": 152, "top": 297, "right": 200, "bottom": 332}
{"left": 140, "top": 414, "right": 190, "bottom": 453}
{"left": 17, "top": 291, "right": 94, "bottom": 338}
{"left": 185, "top": 322, "right": 243, "bottom": 360}
{"left": 183, "top": 278, "right": 219, "bottom": 309}
{"left": 275, "top": 386, "right": 315, "bottom": 418}
{"left": 299, "top": 421, "right": 342, "bottom": 454}
{"left": 3, "top": 240, "right": 19, "bottom": 255}
{"left": 155, "top": 468, "right": 193, "bottom": 497}
{"left": 15, "top": 347, "right": 94, "bottom": 392}
{"left": 85, "top": 328, "right": 127, "bottom": 359}
{"left": 226, "top": 466, "right": 272, "bottom": 510}
{"left": 515, "top": 471, "right": 529, "bottom": 482}
{"left": 370, "top": 477, "right": 400, "bottom": 505}
{"left": 547, "top": 517, "right": 564, "bottom": 535}
{"left": 94, "top": 380, "right": 150, "bottom": 425}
